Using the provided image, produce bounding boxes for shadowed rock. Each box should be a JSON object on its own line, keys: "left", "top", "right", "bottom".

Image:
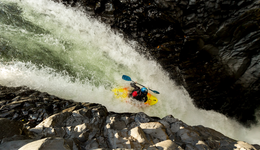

{"left": 0, "top": 85, "right": 259, "bottom": 149}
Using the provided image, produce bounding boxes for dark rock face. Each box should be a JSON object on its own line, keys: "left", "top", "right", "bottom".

{"left": 0, "top": 85, "right": 259, "bottom": 149}
{"left": 52, "top": 0, "right": 260, "bottom": 125}
{"left": 0, "top": 118, "right": 24, "bottom": 140}
{"left": 0, "top": 85, "right": 78, "bottom": 129}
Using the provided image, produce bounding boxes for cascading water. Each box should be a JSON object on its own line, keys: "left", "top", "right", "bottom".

{"left": 0, "top": 0, "right": 259, "bottom": 144}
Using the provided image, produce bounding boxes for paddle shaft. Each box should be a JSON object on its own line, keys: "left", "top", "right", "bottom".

{"left": 122, "top": 75, "right": 159, "bottom": 94}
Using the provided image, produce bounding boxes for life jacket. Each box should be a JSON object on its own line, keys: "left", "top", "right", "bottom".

{"left": 132, "top": 91, "right": 138, "bottom": 97}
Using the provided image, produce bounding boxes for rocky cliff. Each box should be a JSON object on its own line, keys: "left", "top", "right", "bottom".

{"left": 51, "top": 0, "right": 260, "bottom": 126}
{"left": 0, "top": 85, "right": 259, "bottom": 149}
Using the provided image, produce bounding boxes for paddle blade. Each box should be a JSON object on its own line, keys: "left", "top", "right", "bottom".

{"left": 122, "top": 75, "right": 159, "bottom": 94}
{"left": 122, "top": 75, "right": 132, "bottom": 81}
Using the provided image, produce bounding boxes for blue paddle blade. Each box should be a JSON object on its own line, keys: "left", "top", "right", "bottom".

{"left": 122, "top": 75, "right": 132, "bottom": 81}
{"left": 122, "top": 75, "right": 160, "bottom": 94}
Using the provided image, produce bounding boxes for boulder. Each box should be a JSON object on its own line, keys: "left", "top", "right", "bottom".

{"left": 234, "top": 141, "right": 258, "bottom": 150}
{"left": 139, "top": 122, "right": 169, "bottom": 141}
{"left": 18, "top": 137, "right": 78, "bottom": 150}
{"left": 177, "top": 127, "right": 201, "bottom": 145}
{"left": 129, "top": 126, "right": 148, "bottom": 144}
{"left": 29, "top": 104, "right": 108, "bottom": 146}
{"left": 155, "top": 139, "right": 182, "bottom": 150}
{"left": 0, "top": 139, "right": 34, "bottom": 150}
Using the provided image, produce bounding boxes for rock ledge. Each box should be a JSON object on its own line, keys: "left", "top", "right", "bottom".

{"left": 0, "top": 85, "right": 259, "bottom": 149}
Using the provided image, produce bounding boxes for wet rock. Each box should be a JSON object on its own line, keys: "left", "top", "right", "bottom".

{"left": 105, "top": 110, "right": 259, "bottom": 149}
{"left": 0, "top": 118, "right": 25, "bottom": 141}
{"left": 139, "top": 122, "right": 169, "bottom": 141}
{"left": 0, "top": 109, "right": 15, "bottom": 118}
{"left": 6, "top": 102, "right": 22, "bottom": 110}
{"left": 29, "top": 103, "right": 108, "bottom": 148}
{"left": 0, "top": 100, "right": 7, "bottom": 107}
{"left": 177, "top": 126, "right": 201, "bottom": 145}
{"left": 0, "top": 85, "right": 77, "bottom": 129}
{"left": 135, "top": 112, "right": 157, "bottom": 123}
{"left": 0, "top": 87, "right": 259, "bottom": 150}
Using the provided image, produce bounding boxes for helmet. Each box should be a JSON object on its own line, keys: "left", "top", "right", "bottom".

{"left": 141, "top": 87, "right": 148, "bottom": 93}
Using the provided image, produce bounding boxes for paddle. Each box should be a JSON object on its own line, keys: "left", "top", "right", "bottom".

{"left": 122, "top": 75, "right": 160, "bottom": 94}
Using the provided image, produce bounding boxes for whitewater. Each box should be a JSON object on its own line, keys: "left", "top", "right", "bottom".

{"left": 0, "top": 0, "right": 259, "bottom": 144}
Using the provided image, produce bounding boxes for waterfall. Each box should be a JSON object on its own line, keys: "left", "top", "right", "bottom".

{"left": 0, "top": 0, "right": 259, "bottom": 144}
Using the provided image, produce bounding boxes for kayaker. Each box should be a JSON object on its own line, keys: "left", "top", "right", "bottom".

{"left": 129, "top": 82, "right": 148, "bottom": 102}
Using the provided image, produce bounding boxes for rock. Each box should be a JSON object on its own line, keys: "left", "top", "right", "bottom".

{"left": 0, "top": 88, "right": 259, "bottom": 150}
{"left": 84, "top": 138, "right": 100, "bottom": 149}
{"left": 106, "top": 114, "right": 127, "bottom": 130}
{"left": 106, "top": 128, "right": 133, "bottom": 149}
{"left": 135, "top": 112, "right": 157, "bottom": 123}
{"left": 0, "top": 118, "right": 24, "bottom": 140}
{"left": 234, "top": 141, "right": 258, "bottom": 150}
{"left": 36, "top": 111, "right": 72, "bottom": 128}
{"left": 0, "top": 86, "right": 78, "bottom": 129}
{"left": 18, "top": 137, "right": 78, "bottom": 150}
{"left": 129, "top": 126, "right": 148, "bottom": 144}
{"left": 139, "top": 122, "right": 169, "bottom": 141}
{"left": 195, "top": 140, "right": 210, "bottom": 149}
{"left": 155, "top": 139, "right": 182, "bottom": 150}
{"left": 177, "top": 127, "right": 201, "bottom": 145}
{"left": 0, "top": 139, "right": 34, "bottom": 150}
{"left": 0, "top": 109, "right": 15, "bottom": 118}
{"left": 28, "top": 103, "right": 108, "bottom": 149}
{"left": 253, "top": 144, "right": 260, "bottom": 150}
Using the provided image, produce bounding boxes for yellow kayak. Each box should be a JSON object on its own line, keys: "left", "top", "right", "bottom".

{"left": 112, "top": 87, "right": 158, "bottom": 106}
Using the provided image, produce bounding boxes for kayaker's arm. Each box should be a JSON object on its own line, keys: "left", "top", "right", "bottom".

{"left": 130, "top": 82, "right": 140, "bottom": 91}
{"left": 130, "top": 82, "right": 137, "bottom": 88}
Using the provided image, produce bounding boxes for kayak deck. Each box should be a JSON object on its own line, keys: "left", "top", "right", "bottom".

{"left": 112, "top": 87, "right": 158, "bottom": 106}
